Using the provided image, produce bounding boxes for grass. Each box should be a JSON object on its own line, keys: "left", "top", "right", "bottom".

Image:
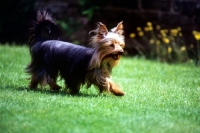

{"left": 0, "top": 45, "right": 200, "bottom": 133}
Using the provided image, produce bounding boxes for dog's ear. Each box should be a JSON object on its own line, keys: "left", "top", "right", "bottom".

{"left": 97, "top": 22, "right": 108, "bottom": 37}
{"left": 111, "top": 21, "right": 123, "bottom": 35}
{"left": 89, "top": 22, "right": 108, "bottom": 38}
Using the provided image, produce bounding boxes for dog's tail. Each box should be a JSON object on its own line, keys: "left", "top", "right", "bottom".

{"left": 26, "top": 11, "right": 60, "bottom": 87}
{"left": 28, "top": 11, "right": 59, "bottom": 49}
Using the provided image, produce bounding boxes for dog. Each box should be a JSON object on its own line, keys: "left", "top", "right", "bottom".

{"left": 26, "top": 11, "right": 125, "bottom": 96}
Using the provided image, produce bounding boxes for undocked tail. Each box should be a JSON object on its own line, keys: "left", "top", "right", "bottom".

{"left": 26, "top": 11, "right": 60, "bottom": 85}
{"left": 28, "top": 11, "right": 59, "bottom": 49}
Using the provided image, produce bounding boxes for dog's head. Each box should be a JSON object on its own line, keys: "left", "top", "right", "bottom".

{"left": 89, "top": 22, "right": 125, "bottom": 70}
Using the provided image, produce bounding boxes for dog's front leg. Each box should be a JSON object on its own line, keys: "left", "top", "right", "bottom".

{"left": 106, "top": 78, "right": 125, "bottom": 96}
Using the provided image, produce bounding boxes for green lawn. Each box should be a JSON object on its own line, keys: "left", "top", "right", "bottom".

{"left": 0, "top": 45, "right": 200, "bottom": 133}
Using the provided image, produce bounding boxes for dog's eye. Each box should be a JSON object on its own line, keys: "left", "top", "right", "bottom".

{"left": 120, "top": 44, "right": 124, "bottom": 47}
{"left": 110, "top": 44, "right": 114, "bottom": 48}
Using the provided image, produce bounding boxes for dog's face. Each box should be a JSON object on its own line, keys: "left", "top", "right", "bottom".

{"left": 101, "top": 30, "right": 125, "bottom": 67}
{"left": 89, "top": 22, "right": 125, "bottom": 68}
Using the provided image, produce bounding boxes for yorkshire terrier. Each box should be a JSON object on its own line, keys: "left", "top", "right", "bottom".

{"left": 26, "top": 11, "right": 125, "bottom": 96}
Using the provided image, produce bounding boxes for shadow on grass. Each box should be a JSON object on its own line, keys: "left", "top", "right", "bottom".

{"left": 14, "top": 86, "right": 107, "bottom": 98}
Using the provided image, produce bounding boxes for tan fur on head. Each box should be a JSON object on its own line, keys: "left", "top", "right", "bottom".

{"left": 87, "top": 22, "right": 125, "bottom": 96}
{"left": 88, "top": 22, "right": 125, "bottom": 70}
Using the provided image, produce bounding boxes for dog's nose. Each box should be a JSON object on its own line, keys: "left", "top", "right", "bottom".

{"left": 118, "top": 50, "right": 124, "bottom": 55}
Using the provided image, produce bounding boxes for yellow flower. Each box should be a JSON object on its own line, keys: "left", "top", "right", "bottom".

{"left": 168, "top": 47, "right": 172, "bottom": 53}
{"left": 178, "top": 32, "right": 182, "bottom": 36}
{"left": 138, "top": 31, "right": 144, "bottom": 36}
{"left": 156, "top": 40, "right": 160, "bottom": 45}
{"left": 170, "top": 29, "right": 178, "bottom": 36}
{"left": 136, "top": 27, "right": 142, "bottom": 31}
{"left": 162, "top": 37, "right": 170, "bottom": 44}
{"left": 149, "top": 26, "right": 153, "bottom": 31}
{"left": 144, "top": 27, "right": 149, "bottom": 32}
{"left": 147, "top": 22, "right": 152, "bottom": 26}
{"left": 160, "top": 29, "right": 167, "bottom": 37}
{"left": 192, "top": 30, "right": 197, "bottom": 35}
{"left": 192, "top": 30, "right": 200, "bottom": 40}
{"left": 177, "top": 27, "right": 181, "bottom": 31}
{"left": 181, "top": 46, "right": 186, "bottom": 51}
{"left": 149, "top": 39, "right": 155, "bottom": 44}
{"left": 144, "top": 26, "right": 153, "bottom": 32}
{"left": 129, "top": 33, "right": 136, "bottom": 38}
{"left": 156, "top": 25, "right": 161, "bottom": 30}
{"left": 194, "top": 34, "right": 200, "bottom": 40}
{"left": 160, "top": 29, "right": 165, "bottom": 33}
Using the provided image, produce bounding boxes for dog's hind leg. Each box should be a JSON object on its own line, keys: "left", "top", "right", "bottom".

{"left": 66, "top": 80, "right": 81, "bottom": 95}
{"left": 46, "top": 75, "right": 61, "bottom": 91}
{"left": 29, "top": 74, "right": 39, "bottom": 89}
{"left": 69, "top": 87, "right": 80, "bottom": 95}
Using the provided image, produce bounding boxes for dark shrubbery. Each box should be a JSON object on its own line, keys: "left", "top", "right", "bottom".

{"left": 1, "top": 0, "right": 200, "bottom": 64}
{"left": 0, "top": 0, "right": 35, "bottom": 43}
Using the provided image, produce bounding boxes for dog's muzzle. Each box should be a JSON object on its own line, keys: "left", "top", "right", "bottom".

{"left": 112, "top": 50, "right": 124, "bottom": 60}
